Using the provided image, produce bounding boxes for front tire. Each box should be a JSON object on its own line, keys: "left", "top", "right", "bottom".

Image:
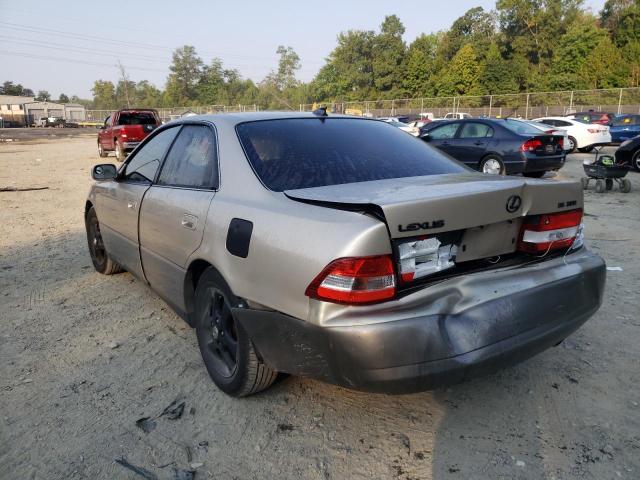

{"left": 567, "top": 136, "right": 577, "bottom": 153}
{"left": 85, "top": 206, "right": 123, "bottom": 275}
{"left": 479, "top": 156, "right": 505, "bottom": 175}
{"left": 194, "top": 268, "right": 277, "bottom": 397}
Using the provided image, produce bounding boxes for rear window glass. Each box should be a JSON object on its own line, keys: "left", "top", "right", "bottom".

{"left": 501, "top": 119, "right": 547, "bottom": 135}
{"left": 118, "top": 111, "right": 158, "bottom": 125}
{"left": 612, "top": 116, "right": 637, "bottom": 126}
{"left": 236, "top": 118, "right": 466, "bottom": 191}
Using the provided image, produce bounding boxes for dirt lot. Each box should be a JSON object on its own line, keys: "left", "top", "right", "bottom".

{"left": 1, "top": 134, "right": 639, "bottom": 480}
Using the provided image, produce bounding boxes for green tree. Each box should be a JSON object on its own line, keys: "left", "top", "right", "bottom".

{"left": 436, "top": 44, "right": 481, "bottom": 95}
{"left": 266, "top": 45, "right": 301, "bottom": 91}
{"left": 135, "top": 80, "right": 162, "bottom": 107}
{"left": 403, "top": 33, "right": 440, "bottom": 96}
{"left": 580, "top": 36, "right": 629, "bottom": 88}
{"left": 35, "top": 90, "right": 51, "bottom": 101}
{"left": 197, "top": 58, "right": 226, "bottom": 104}
{"left": 372, "top": 15, "right": 407, "bottom": 96}
{"left": 440, "top": 7, "right": 496, "bottom": 61}
{"left": 91, "top": 80, "right": 116, "bottom": 109}
{"left": 165, "top": 45, "right": 204, "bottom": 105}
{"left": 1, "top": 81, "right": 30, "bottom": 96}
{"left": 58, "top": 93, "right": 69, "bottom": 103}
{"left": 479, "top": 43, "right": 520, "bottom": 93}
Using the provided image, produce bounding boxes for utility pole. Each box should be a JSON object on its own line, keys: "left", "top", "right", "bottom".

{"left": 117, "top": 61, "right": 131, "bottom": 108}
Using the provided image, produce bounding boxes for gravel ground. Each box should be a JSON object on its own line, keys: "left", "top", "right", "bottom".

{"left": 1, "top": 135, "right": 639, "bottom": 480}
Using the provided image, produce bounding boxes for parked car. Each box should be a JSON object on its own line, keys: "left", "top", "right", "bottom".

{"left": 35, "top": 116, "right": 65, "bottom": 128}
{"left": 98, "top": 109, "right": 161, "bottom": 161}
{"left": 418, "top": 119, "right": 448, "bottom": 136}
{"left": 615, "top": 134, "right": 640, "bottom": 171}
{"left": 524, "top": 119, "right": 571, "bottom": 152}
{"left": 421, "top": 118, "right": 565, "bottom": 177}
{"left": 384, "top": 119, "right": 419, "bottom": 136}
{"left": 85, "top": 112, "right": 605, "bottom": 396}
{"left": 533, "top": 116, "right": 611, "bottom": 153}
{"left": 568, "top": 111, "right": 614, "bottom": 125}
{"left": 609, "top": 114, "right": 640, "bottom": 145}
{"left": 442, "top": 112, "right": 472, "bottom": 120}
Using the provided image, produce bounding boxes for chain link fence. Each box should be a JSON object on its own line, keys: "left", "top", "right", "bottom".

{"left": 300, "top": 87, "right": 640, "bottom": 119}
{"left": 86, "top": 104, "right": 261, "bottom": 123}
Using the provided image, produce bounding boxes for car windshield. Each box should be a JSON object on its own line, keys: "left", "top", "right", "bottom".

{"left": 236, "top": 118, "right": 466, "bottom": 192}
{"left": 501, "top": 119, "right": 546, "bottom": 135}
{"left": 118, "top": 111, "right": 157, "bottom": 125}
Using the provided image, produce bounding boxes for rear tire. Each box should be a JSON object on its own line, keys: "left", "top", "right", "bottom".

{"left": 479, "top": 156, "right": 505, "bottom": 175}
{"left": 632, "top": 151, "right": 640, "bottom": 172}
{"left": 523, "top": 171, "right": 546, "bottom": 178}
{"left": 98, "top": 142, "right": 108, "bottom": 158}
{"left": 595, "top": 179, "right": 606, "bottom": 193}
{"left": 85, "top": 206, "right": 123, "bottom": 275}
{"left": 194, "top": 268, "right": 277, "bottom": 397}
{"left": 567, "top": 136, "right": 577, "bottom": 153}
{"left": 620, "top": 178, "right": 632, "bottom": 193}
{"left": 115, "top": 141, "right": 126, "bottom": 162}
{"left": 605, "top": 178, "right": 614, "bottom": 190}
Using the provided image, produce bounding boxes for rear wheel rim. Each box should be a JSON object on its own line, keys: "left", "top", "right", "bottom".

{"left": 634, "top": 153, "right": 640, "bottom": 170}
{"left": 482, "top": 158, "right": 502, "bottom": 175}
{"left": 202, "top": 289, "right": 239, "bottom": 378}
{"left": 568, "top": 138, "right": 575, "bottom": 150}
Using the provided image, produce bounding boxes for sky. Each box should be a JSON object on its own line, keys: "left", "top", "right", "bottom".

{"left": 0, "top": 0, "right": 607, "bottom": 99}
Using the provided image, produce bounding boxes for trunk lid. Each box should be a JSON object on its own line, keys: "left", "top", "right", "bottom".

{"left": 285, "top": 173, "right": 583, "bottom": 239}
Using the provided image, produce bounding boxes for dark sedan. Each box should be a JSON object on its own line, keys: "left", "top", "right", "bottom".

{"left": 421, "top": 118, "right": 566, "bottom": 177}
{"left": 615, "top": 135, "right": 640, "bottom": 171}
{"left": 610, "top": 115, "right": 640, "bottom": 144}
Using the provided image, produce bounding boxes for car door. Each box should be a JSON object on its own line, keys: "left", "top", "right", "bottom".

{"left": 139, "top": 124, "right": 218, "bottom": 314}
{"left": 98, "top": 116, "right": 111, "bottom": 147}
{"left": 425, "top": 122, "right": 460, "bottom": 157}
{"left": 95, "top": 126, "right": 181, "bottom": 280}
{"left": 449, "top": 122, "right": 493, "bottom": 165}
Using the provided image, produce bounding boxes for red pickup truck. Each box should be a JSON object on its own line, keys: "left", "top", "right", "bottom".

{"left": 98, "top": 109, "right": 161, "bottom": 161}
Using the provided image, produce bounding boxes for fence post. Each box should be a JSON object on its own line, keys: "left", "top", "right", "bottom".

{"left": 452, "top": 96, "right": 456, "bottom": 113}
{"left": 618, "top": 88, "right": 623, "bottom": 114}
{"left": 488, "top": 95, "right": 493, "bottom": 117}
{"left": 525, "top": 93, "right": 530, "bottom": 119}
{"left": 569, "top": 91, "right": 574, "bottom": 114}
{"left": 391, "top": 99, "right": 395, "bottom": 116}
{"left": 421, "top": 98, "right": 424, "bottom": 112}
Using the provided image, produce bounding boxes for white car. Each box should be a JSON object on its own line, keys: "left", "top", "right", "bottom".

{"left": 533, "top": 117, "right": 611, "bottom": 153}
{"left": 381, "top": 118, "right": 419, "bottom": 136}
{"left": 523, "top": 120, "right": 571, "bottom": 152}
{"left": 442, "top": 112, "right": 472, "bottom": 120}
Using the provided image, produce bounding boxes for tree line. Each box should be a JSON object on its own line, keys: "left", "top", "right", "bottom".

{"left": 3, "top": 0, "right": 639, "bottom": 110}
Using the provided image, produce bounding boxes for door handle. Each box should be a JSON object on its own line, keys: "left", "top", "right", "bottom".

{"left": 181, "top": 214, "right": 198, "bottom": 230}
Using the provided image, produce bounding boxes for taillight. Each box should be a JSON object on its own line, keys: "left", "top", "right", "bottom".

{"left": 305, "top": 255, "right": 396, "bottom": 305}
{"left": 587, "top": 128, "right": 605, "bottom": 133}
{"left": 518, "top": 209, "right": 583, "bottom": 253}
{"left": 521, "top": 138, "right": 543, "bottom": 152}
{"left": 558, "top": 138, "right": 563, "bottom": 149}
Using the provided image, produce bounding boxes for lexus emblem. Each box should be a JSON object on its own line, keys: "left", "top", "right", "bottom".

{"left": 506, "top": 195, "right": 522, "bottom": 213}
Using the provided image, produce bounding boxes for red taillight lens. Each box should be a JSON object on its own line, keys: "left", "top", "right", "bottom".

{"left": 518, "top": 209, "right": 583, "bottom": 253}
{"left": 558, "top": 137, "right": 564, "bottom": 149}
{"left": 521, "top": 138, "right": 543, "bottom": 152}
{"left": 305, "top": 255, "right": 396, "bottom": 305}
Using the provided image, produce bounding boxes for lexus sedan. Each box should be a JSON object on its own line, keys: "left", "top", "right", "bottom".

{"left": 421, "top": 118, "right": 566, "bottom": 177}
{"left": 86, "top": 112, "right": 605, "bottom": 396}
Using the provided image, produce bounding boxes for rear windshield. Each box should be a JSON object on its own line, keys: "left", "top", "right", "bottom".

{"left": 501, "top": 119, "right": 546, "bottom": 135}
{"left": 612, "top": 115, "right": 637, "bottom": 126}
{"left": 118, "top": 111, "right": 158, "bottom": 125}
{"left": 236, "top": 118, "right": 466, "bottom": 191}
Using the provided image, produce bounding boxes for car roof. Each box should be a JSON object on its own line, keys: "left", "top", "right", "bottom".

{"left": 166, "top": 111, "right": 359, "bottom": 127}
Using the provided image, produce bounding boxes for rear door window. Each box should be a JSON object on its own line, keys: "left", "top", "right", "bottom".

{"left": 157, "top": 125, "right": 218, "bottom": 189}
{"left": 236, "top": 118, "right": 465, "bottom": 192}
{"left": 458, "top": 123, "right": 493, "bottom": 138}
{"left": 123, "top": 127, "right": 180, "bottom": 183}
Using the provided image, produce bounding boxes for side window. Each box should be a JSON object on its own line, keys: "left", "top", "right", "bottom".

{"left": 157, "top": 125, "right": 218, "bottom": 189}
{"left": 540, "top": 119, "right": 556, "bottom": 126}
{"left": 429, "top": 123, "right": 459, "bottom": 140}
{"left": 556, "top": 120, "right": 572, "bottom": 127}
{"left": 104, "top": 116, "right": 111, "bottom": 127}
{"left": 124, "top": 127, "right": 180, "bottom": 183}
{"left": 459, "top": 123, "right": 493, "bottom": 138}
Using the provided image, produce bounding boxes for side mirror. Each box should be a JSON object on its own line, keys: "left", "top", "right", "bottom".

{"left": 92, "top": 164, "right": 117, "bottom": 181}
{"left": 420, "top": 133, "right": 432, "bottom": 142}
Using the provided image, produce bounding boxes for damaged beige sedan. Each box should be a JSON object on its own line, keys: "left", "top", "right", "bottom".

{"left": 85, "top": 112, "right": 605, "bottom": 396}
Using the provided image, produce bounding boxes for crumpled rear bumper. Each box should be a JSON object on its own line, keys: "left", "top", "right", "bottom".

{"left": 236, "top": 249, "right": 605, "bottom": 394}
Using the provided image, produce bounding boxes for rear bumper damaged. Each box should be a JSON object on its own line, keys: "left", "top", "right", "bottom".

{"left": 236, "top": 249, "right": 605, "bottom": 393}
